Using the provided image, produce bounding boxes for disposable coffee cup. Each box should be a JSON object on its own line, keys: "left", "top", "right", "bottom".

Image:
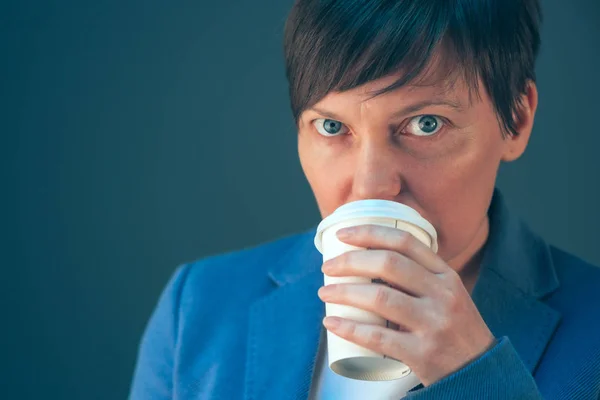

{"left": 314, "top": 199, "right": 438, "bottom": 381}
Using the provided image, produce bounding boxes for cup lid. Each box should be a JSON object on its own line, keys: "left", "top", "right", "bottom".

{"left": 314, "top": 199, "right": 438, "bottom": 253}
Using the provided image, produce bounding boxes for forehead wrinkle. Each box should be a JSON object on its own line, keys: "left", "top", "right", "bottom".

{"left": 358, "top": 75, "right": 467, "bottom": 112}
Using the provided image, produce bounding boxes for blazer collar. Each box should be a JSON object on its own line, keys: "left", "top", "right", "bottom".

{"left": 474, "top": 189, "right": 559, "bottom": 299}
{"left": 469, "top": 189, "right": 562, "bottom": 373}
{"left": 245, "top": 189, "right": 562, "bottom": 400}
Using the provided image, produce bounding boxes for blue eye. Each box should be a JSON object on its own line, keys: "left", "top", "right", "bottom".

{"left": 404, "top": 115, "right": 443, "bottom": 136}
{"left": 313, "top": 119, "right": 349, "bottom": 137}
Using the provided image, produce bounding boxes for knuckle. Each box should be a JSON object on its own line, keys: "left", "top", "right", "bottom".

{"left": 337, "top": 251, "right": 351, "bottom": 265}
{"left": 414, "top": 326, "right": 428, "bottom": 342}
{"left": 435, "top": 276, "right": 459, "bottom": 303}
{"left": 374, "top": 286, "right": 391, "bottom": 308}
{"left": 335, "top": 251, "right": 354, "bottom": 271}
{"left": 341, "top": 320, "right": 356, "bottom": 338}
{"left": 366, "top": 329, "right": 386, "bottom": 349}
{"left": 435, "top": 315, "right": 452, "bottom": 332}
{"left": 335, "top": 283, "right": 348, "bottom": 298}
{"left": 438, "top": 286, "right": 454, "bottom": 301}
{"left": 380, "top": 252, "right": 397, "bottom": 274}
{"left": 440, "top": 270, "right": 461, "bottom": 289}
{"left": 422, "top": 306, "right": 440, "bottom": 326}
{"left": 363, "top": 224, "right": 377, "bottom": 237}
{"left": 450, "top": 271, "right": 463, "bottom": 287}
{"left": 396, "top": 230, "right": 413, "bottom": 250}
{"left": 442, "top": 288, "right": 460, "bottom": 311}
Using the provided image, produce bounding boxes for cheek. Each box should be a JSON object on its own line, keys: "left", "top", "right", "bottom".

{"left": 298, "top": 135, "right": 347, "bottom": 217}
{"left": 407, "top": 132, "right": 503, "bottom": 259}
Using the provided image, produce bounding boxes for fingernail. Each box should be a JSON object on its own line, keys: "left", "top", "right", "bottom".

{"left": 323, "top": 316, "right": 341, "bottom": 329}
{"left": 318, "top": 286, "right": 332, "bottom": 300}
{"left": 336, "top": 227, "right": 356, "bottom": 239}
{"left": 321, "top": 260, "right": 335, "bottom": 273}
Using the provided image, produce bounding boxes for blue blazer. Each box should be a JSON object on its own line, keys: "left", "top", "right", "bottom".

{"left": 130, "top": 191, "right": 600, "bottom": 399}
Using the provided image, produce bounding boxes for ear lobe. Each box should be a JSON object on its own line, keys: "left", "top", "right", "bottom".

{"left": 501, "top": 81, "right": 539, "bottom": 162}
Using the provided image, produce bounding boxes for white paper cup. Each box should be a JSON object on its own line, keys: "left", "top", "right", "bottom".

{"left": 314, "top": 200, "right": 438, "bottom": 381}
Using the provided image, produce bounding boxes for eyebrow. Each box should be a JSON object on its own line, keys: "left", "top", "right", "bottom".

{"left": 307, "top": 99, "right": 465, "bottom": 121}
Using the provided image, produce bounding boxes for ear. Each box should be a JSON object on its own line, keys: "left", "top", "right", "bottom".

{"left": 501, "top": 81, "right": 539, "bottom": 162}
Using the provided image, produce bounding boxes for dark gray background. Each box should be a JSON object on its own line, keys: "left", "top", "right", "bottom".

{"left": 2, "top": 0, "right": 599, "bottom": 399}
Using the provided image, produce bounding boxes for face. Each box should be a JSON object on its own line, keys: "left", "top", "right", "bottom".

{"left": 297, "top": 64, "right": 537, "bottom": 270}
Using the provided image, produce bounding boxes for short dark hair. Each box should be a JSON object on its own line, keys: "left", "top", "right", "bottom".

{"left": 283, "top": 0, "right": 542, "bottom": 137}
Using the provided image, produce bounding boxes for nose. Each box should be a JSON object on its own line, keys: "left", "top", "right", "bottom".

{"left": 349, "top": 141, "right": 402, "bottom": 202}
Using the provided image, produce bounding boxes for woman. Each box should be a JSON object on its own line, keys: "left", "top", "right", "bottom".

{"left": 129, "top": 0, "right": 600, "bottom": 399}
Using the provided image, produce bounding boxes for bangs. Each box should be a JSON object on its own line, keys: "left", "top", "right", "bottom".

{"left": 285, "top": 1, "right": 477, "bottom": 116}
{"left": 284, "top": 0, "right": 542, "bottom": 136}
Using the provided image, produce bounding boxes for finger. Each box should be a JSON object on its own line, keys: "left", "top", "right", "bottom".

{"left": 318, "top": 283, "right": 423, "bottom": 330}
{"left": 323, "top": 316, "right": 417, "bottom": 366}
{"left": 336, "top": 224, "right": 448, "bottom": 274}
{"left": 322, "top": 249, "right": 431, "bottom": 297}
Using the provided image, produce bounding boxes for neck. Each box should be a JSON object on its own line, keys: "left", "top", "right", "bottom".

{"left": 447, "top": 216, "right": 490, "bottom": 295}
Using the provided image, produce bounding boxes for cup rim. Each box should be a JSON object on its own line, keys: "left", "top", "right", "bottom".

{"left": 314, "top": 199, "right": 438, "bottom": 253}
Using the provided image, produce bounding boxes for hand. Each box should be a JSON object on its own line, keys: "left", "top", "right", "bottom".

{"left": 317, "top": 224, "right": 496, "bottom": 387}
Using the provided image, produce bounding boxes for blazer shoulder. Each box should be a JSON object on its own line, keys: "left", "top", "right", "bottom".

{"left": 189, "top": 228, "right": 311, "bottom": 274}
{"left": 175, "top": 228, "right": 314, "bottom": 305}
{"left": 547, "top": 245, "right": 600, "bottom": 329}
{"left": 544, "top": 246, "right": 600, "bottom": 395}
{"left": 550, "top": 245, "right": 600, "bottom": 293}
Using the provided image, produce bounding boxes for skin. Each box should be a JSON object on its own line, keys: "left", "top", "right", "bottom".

{"left": 297, "top": 57, "right": 538, "bottom": 386}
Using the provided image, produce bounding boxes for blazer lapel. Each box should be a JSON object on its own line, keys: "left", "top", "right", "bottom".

{"left": 244, "top": 230, "right": 325, "bottom": 400}
{"left": 472, "top": 270, "right": 561, "bottom": 372}
{"left": 471, "top": 190, "right": 562, "bottom": 373}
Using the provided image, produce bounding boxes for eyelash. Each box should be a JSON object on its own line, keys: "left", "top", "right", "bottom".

{"left": 311, "top": 115, "right": 452, "bottom": 140}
